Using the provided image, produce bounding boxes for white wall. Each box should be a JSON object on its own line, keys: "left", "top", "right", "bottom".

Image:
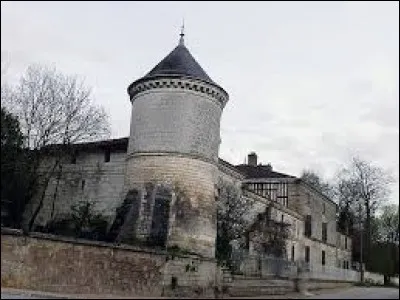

{"left": 24, "top": 149, "right": 127, "bottom": 226}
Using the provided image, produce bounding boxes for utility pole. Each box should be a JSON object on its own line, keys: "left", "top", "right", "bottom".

{"left": 359, "top": 200, "right": 364, "bottom": 283}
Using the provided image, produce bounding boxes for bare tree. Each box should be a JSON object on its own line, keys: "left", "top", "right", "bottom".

{"left": 2, "top": 64, "right": 111, "bottom": 231}
{"left": 7, "top": 64, "right": 110, "bottom": 149}
{"left": 300, "top": 169, "right": 358, "bottom": 235}
{"left": 1, "top": 51, "right": 10, "bottom": 79}
{"left": 335, "top": 177, "right": 360, "bottom": 234}
{"left": 1, "top": 52, "right": 13, "bottom": 108}
{"left": 300, "top": 169, "right": 336, "bottom": 200}
{"left": 336, "top": 156, "right": 393, "bottom": 266}
{"left": 378, "top": 204, "right": 399, "bottom": 244}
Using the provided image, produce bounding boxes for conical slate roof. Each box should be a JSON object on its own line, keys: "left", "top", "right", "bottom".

{"left": 140, "top": 36, "right": 215, "bottom": 84}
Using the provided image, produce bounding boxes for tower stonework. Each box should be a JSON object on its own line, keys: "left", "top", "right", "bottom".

{"left": 124, "top": 34, "right": 228, "bottom": 258}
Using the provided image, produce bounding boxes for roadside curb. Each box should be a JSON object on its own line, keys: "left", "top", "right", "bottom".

{"left": 1, "top": 288, "right": 166, "bottom": 299}
{"left": 1, "top": 286, "right": 355, "bottom": 299}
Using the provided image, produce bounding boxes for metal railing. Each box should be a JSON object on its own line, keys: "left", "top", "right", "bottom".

{"left": 308, "top": 264, "right": 360, "bottom": 282}
{"left": 230, "top": 249, "right": 297, "bottom": 278}
{"left": 230, "top": 249, "right": 361, "bottom": 282}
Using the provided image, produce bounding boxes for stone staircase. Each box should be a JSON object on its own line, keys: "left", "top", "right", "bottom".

{"left": 223, "top": 274, "right": 295, "bottom": 297}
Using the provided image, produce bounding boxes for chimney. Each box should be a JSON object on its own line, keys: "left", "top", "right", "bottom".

{"left": 248, "top": 152, "right": 258, "bottom": 167}
{"left": 266, "top": 163, "right": 272, "bottom": 172}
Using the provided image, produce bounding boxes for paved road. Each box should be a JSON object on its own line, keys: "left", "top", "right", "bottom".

{"left": 1, "top": 294, "right": 48, "bottom": 299}
{"left": 2, "top": 287, "right": 399, "bottom": 299}
{"left": 308, "top": 287, "right": 399, "bottom": 299}
{"left": 1, "top": 291, "right": 64, "bottom": 299}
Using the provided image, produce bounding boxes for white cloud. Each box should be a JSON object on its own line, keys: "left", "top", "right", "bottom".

{"left": 1, "top": 1, "right": 398, "bottom": 204}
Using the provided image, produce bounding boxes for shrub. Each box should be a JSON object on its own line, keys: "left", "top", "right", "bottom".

{"left": 41, "top": 200, "right": 109, "bottom": 241}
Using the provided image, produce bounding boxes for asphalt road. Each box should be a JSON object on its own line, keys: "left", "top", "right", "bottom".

{"left": 1, "top": 294, "right": 47, "bottom": 299}
{"left": 308, "top": 287, "right": 399, "bottom": 299}
{"left": 1, "top": 287, "right": 399, "bottom": 299}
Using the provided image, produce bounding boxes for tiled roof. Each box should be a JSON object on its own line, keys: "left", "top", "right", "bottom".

{"left": 141, "top": 43, "right": 215, "bottom": 84}
{"left": 41, "top": 137, "right": 129, "bottom": 152}
{"left": 235, "top": 164, "right": 297, "bottom": 179}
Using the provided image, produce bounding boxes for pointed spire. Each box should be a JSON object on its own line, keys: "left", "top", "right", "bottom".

{"left": 179, "top": 19, "right": 185, "bottom": 46}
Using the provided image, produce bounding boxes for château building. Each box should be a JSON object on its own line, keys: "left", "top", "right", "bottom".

{"left": 24, "top": 31, "right": 352, "bottom": 270}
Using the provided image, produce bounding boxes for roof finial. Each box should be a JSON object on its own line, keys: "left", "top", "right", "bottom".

{"left": 179, "top": 19, "right": 185, "bottom": 45}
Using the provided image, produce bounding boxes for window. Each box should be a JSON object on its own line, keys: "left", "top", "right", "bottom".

{"left": 343, "top": 261, "right": 349, "bottom": 269}
{"left": 345, "top": 237, "right": 347, "bottom": 249}
{"left": 104, "top": 149, "right": 111, "bottom": 162}
{"left": 322, "top": 251, "right": 326, "bottom": 266}
{"left": 81, "top": 180, "right": 85, "bottom": 191}
{"left": 305, "top": 246, "right": 310, "bottom": 263}
{"left": 291, "top": 245, "right": 295, "bottom": 262}
{"left": 215, "top": 188, "right": 221, "bottom": 202}
{"left": 276, "top": 182, "right": 289, "bottom": 207}
{"left": 305, "top": 215, "right": 312, "bottom": 237}
{"left": 281, "top": 214, "right": 284, "bottom": 223}
{"left": 323, "top": 203, "right": 326, "bottom": 215}
{"left": 71, "top": 153, "right": 77, "bottom": 164}
{"left": 306, "top": 193, "right": 311, "bottom": 205}
{"left": 322, "top": 222, "right": 327, "bottom": 243}
{"left": 265, "top": 206, "right": 271, "bottom": 218}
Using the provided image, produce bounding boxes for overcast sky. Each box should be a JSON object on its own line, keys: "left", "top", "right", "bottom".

{"left": 1, "top": 1, "right": 399, "bottom": 204}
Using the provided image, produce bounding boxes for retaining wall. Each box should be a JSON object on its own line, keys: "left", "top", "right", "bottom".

{"left": 1, "top": 228, "right": 218, "bottom": 298}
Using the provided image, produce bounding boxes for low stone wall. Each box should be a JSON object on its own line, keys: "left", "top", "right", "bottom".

{"left": 307, "top": 280, "right": 353, "bottom": 291}
{"left": 1, "top": 228, "right": 218, "bottom": 298}
{"left": 390, "top": 276, "right": 399, "bottom": 286}
{"left": 364, "top": 271, "right": 384, "bottom": 285}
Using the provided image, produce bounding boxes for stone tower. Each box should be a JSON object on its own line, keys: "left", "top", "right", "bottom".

{"left": 124, "top": 31, "right": 229, "bottom": 258}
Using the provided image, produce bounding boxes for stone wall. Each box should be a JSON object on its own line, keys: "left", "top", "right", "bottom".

{"left": 307, "top": 280, "right": 353, "bottom": 291}
{"left": 364, "top": 271, "right": 384, "bottom": 285}
{"left": 1, "top": 229, "right": 219, "bottom": 298}
{"left": 23, "top": 149, "right": 127, "bottom": 227}
{"left": 1, "top": 230, "right": 359, "bottom": 298}
{"left": 297, "top": 183, "right": 337, "bottom": 247}
{"left": 128, "top": 82, "right": 225, "bottom": 163}
{"left": 218, "top": 159, "right": 245, "bottom": 188}
{"left": 336, "top": 232, "right": 352, "bottom": 268}
{"left": 124, "top": 77, "right": 228, "bottom": 259}
{"left": 288, "top": 181, "right": 352, "bottom": 268}
{"left": 241, "top": 180, "right": 352, "bottom": 269}
{"left": 124, "top": 154, "right": 218, "bottom": 258}
{"left": 302, "top": 239, "right": 338, "bottom": 268}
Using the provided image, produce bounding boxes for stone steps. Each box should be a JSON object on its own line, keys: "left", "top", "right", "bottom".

{"left": 224, "top": 277, "right": 295, "bottom": 297}
{"left": 227, "top": 285, "right": 294, "bottom": 296}
{"left": 227, "top": 280, "right": 293, "bottom": 287}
